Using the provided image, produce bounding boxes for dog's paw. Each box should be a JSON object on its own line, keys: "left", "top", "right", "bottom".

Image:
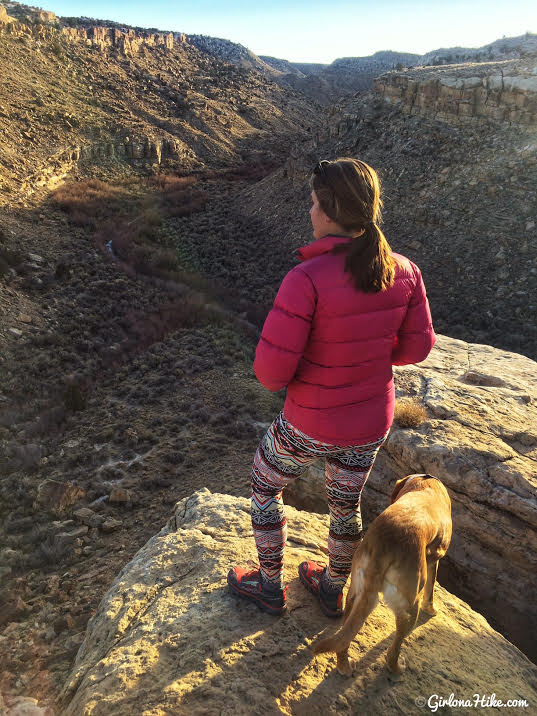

{"left": 422, "top": 602, "right": 438, "bottom": 616}
{"left": 385, "top": 654, "right": 406, "bottom": 678}
{"left": 336, "top": 657, "right": 356, "bottom": 677}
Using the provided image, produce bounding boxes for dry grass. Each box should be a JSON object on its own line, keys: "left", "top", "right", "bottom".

{"left": 393, "top": 398, "right": 428, "bottom": 428}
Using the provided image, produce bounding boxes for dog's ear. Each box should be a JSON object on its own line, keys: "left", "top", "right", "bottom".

{"left": 390, "top": 475, "right": 421, "bottom": 503}
{"left": 390, "top": 477, "right": 409, "bottom": 504}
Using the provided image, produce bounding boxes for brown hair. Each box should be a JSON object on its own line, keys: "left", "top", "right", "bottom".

{"left": 311, "top": 157, "right": 396, "bottom": 293}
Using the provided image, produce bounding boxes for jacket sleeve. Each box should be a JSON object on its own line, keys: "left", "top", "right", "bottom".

{"left": 392, "top": 265, "right": 436, "bottom": 366}
{"left": 254, "top": 266, "right": 316, "bottom": 391}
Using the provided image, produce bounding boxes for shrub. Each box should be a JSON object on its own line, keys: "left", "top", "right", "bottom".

{"left": 52, "top": 179, "right": 136, "bottom": 228}
{"left": 393, "top": 398, "right": 428, "bottom": 428}
{"left": 34, "top": 535, "right": 68, "bottom": 566}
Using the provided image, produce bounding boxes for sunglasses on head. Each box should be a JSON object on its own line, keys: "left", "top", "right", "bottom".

{"left": 313, "top": 160, "right": 331, "bottom": 182}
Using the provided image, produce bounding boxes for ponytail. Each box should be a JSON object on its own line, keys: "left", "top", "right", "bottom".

{"left": 332, "top": 222, "right": 396, "bottom": 293}
{"left": 311, "top": 157, "right": 396, "bottom": 293}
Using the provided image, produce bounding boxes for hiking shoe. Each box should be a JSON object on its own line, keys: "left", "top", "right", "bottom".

{"left": 227, "top": 566, "right": 287, "bottom": 616}
{"left": 298, "top": 560, "right": 343, "bottom": 617}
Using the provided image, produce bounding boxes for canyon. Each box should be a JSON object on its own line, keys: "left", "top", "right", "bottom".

{"left": 0, "top": 2, "right": 536, "bottom": 714}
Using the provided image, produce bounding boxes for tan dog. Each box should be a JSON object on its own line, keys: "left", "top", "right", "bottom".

{"left": 314, "top": 473, "right": 452, "bottom": 676}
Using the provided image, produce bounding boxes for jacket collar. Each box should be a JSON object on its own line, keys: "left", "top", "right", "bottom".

{"left": 297, "top": 234, "right": 352, "bottom": 262}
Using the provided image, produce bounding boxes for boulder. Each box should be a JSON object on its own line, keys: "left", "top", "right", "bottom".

{"left": 59, "top": 489, "right": 537, "bottom": 715}
{"left": 285, "top": 335, "right": 537, "bottom": 661}
{"left": 33, "top": 479, "right": 86, "bottom": 513}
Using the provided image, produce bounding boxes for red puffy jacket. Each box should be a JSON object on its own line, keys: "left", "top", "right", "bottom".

{"left": 253, "top": 234, "right": 436, "bottom": 445}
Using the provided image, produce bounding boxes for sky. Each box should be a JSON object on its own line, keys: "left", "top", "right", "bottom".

{"left": 42, "top": 0, "right": 537, "bottom": 64}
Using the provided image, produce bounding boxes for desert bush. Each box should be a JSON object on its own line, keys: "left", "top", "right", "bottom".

{"left": 50, "top": 36, "right": 64, "bottom": 58}
{"left": 53, "top": 179, "right": 136, "bottom": 228}
{"left": 149, "top": 174, "right": 198, "bottom": 191}
{"left": 150, "top": 249, "right": 180, "bottom": 273}
{"left": 64, "top": 381, "right": 86, "bottom": 412}
{"left": 24, "top": 523, "right": 51, "bottom": 546}
{"left": 0, "top": 246, "right": 23, "bottom": 275}
{"left": 393, "top": 398, "right": 428, "bottom": 428}
{"left": 164, "top": 191, "right": 209, "bottom": 218}
{"left": 34, "top": 534, "right": 68, "bottom": 566}
{"left": 5, "top": 515, "right": 35, "bottom": 535}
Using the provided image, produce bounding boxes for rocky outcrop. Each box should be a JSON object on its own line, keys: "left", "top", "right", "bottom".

{"left": 0, "top": 3, "right": 175, "bottom": 54}
{"left": 59, "top": 489, "right": 537, "bottom": 715}
{"left": 19, "top": 136, "right": 194, "bottom": 196}
{"left": 375, "top": 61, "right": 537, "bottom": 124}
{"left": 62, "top": 26, "right": 175, "bottom": 55}
{"left": 0, "top": 2, "right": 57, "bottom": 25}
{"left": 285, "top": 334, "right": 537, "bottom": 661}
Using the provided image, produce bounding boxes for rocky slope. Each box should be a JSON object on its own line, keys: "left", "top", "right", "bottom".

{"left": 422, "top": 32, "right": 537, "bottom": 65}
{"left": 186, "top": 35, "right": 280, "bottom": 76}
{"left": 0, "top": 2, "right": 319, "bottom": 198}
{"left": 207, "top": 67, "right": 536, "bottom": 360}
{"left": 57, "top": 490, "right": 537, "bottom": 716}
{"left": 0, "top": 169, "right": 288, "bottom": 710}
{"left": 286, "top": 334, "right": 537, "bottom": 661}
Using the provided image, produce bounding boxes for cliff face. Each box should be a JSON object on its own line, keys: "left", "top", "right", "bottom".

{"left": 62, "top": 26, "right": 175, "bottom": 55}
{"left": 58, "top": 489, "right": 537, "bottom": 715}
{"left": 375, "top": 60, "right": 537, "bottom": 125}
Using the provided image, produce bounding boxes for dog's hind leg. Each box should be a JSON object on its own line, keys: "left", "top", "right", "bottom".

{"left": 385, "top": 605, "right": 419, "bottom": 676}
{"left": 385, "top": 599, "right": 420, "bottom": 675}
{"left": 314, "top": 569, "right": 379, "bottom": 676}
{"left": 422, "top": 560, "right": 439, "bottom": 616}
{"left": 335, "top": 587, "right": 378, "bottom": 676}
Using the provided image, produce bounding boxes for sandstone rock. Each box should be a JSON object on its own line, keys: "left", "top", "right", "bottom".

{"left": 34, "top": 479, "right": 86, "bottom": 513}
{"left": 100, "top": 517, "right": 122, "bottom": 533}
{"left": 55, "top": 526, "right": 89, "bottom": 549}
{"left": 59, "top": 489, "right": 537, "bottom": 715}
{"left": 62, "top": 25, "right": 175, "bottom": 57}
{"left": 53, "top": 614, "right": 75, "bottom": 635}
{"left": 74, "top": 507, "right": 105, "bottom": 529}
{"left": 0, "top": 596, "right": 30, "bottom": 627}
{"left": 0, "top": 695, "right": 54, "bottom": 715}
{"left": 109, "top": 487, "right": 130, "bottom": 503}
{"left": 286, "top": 335, "right": 537, "bottom": 660}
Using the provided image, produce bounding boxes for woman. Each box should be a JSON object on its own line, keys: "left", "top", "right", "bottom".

{"left": 228, "top": 158, "right": 435, "bottom": 617}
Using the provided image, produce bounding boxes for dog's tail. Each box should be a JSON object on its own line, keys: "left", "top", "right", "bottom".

{"left": 313, "top": 565, "right": 384, "bottom": 656}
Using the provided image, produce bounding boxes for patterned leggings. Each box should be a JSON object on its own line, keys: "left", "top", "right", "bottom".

{"left": 251, "top": 411, "right": 387, "bottom": 589}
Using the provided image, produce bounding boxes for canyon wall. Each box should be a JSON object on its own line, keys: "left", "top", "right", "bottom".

{"left": 62, "top": 26, "right": 176, "bottom": 55}
{"left": 375, "top": 61, "right": 537, "bottom": 125}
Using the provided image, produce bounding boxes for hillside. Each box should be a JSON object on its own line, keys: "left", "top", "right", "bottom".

{"left": 196, "top": 59, "right": 535, "bottom": 361}
{"left": 0, "top": 1, "right": 319, "bottom": 197}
